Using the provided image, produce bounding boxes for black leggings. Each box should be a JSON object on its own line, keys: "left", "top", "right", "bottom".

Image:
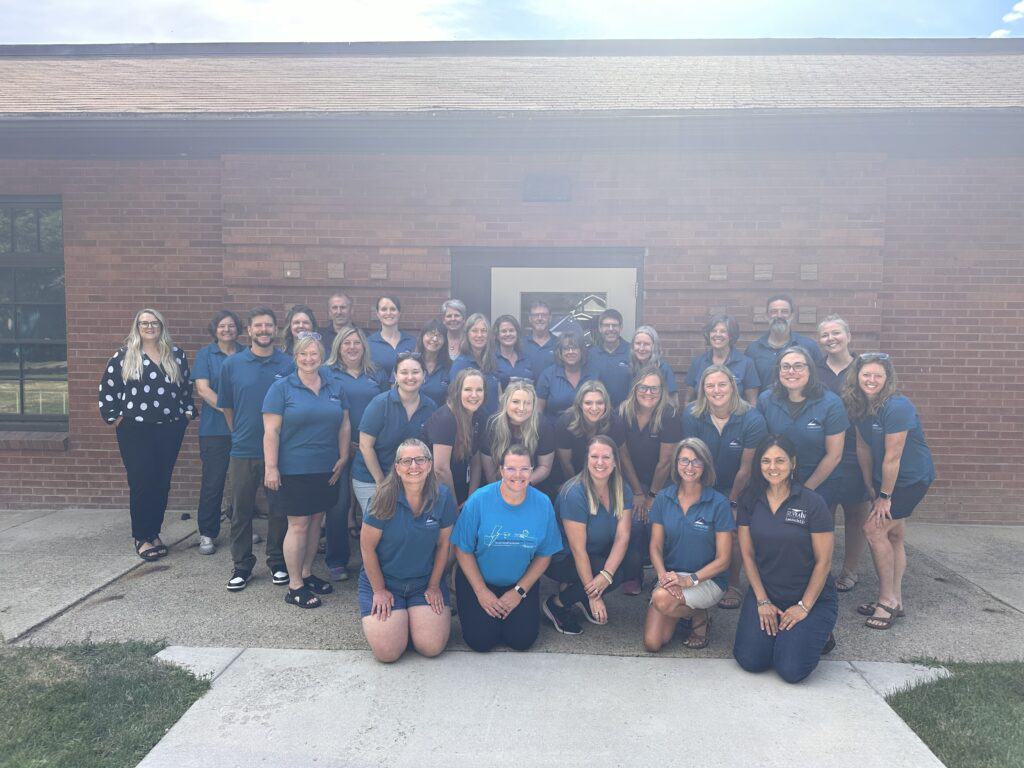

{"left": 545, "top": 552, "right": 622, "bottom": 607}
{"left": 456, "top": 568, "right": 540, "bottom": 652}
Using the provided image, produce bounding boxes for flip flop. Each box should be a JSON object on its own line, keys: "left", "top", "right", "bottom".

{"left": 717, "top": 586, "right": 742, "bottom": 609}
{"left": 835, "top": 573, "right": 858, "bottom": 592}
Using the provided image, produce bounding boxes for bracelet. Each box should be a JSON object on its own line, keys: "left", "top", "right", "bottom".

{"left": 797, "top": 600, "right": 810, "bottom": 614}
{"left": 599, "top": 569, "right": 613, "bottom": 585}
{"left": 757, "top": 599, "right": 772, "bottom": 607}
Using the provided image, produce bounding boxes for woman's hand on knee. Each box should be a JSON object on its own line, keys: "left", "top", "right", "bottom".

{"left": 371, "top": 589, "right": 395, "bottom": 621}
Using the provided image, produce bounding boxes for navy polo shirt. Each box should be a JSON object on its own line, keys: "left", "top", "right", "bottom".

{"left": 554, "top": 479, "right": 633, "bottom": 559}
{"left": 193, "top": 341, "right": 243, "bottom": 438}
{"left": 649, "top": 485, "right": 735, "bottom": 590}
{"left": 590, "top": 340, "right": 631, "bottom": 406}
{"left": 684, "top": 348, "right": 761, "bottom": 393}
{"left": 495, "top": 350, "right": 534, "bottom": 387}
{"left": 364, "top": 485, "right": 457, "bottom": 582}
{"left": 757, "top": 389, "right": 849, "bottom": 484}
{"left": 523, "top": 335, "right": 557, "bottom": 379}
{"left": 480, "top": 416, "right": 556, "bottom": 464}
{"left": 737, "top": 484, "right": 834, "bottom": 607}
{"left": 681, "top": 404, "right": 768, "bottom": 494}
{"left": 422, "top": 404, "right": 484, "bottom": 503}
{"left": 217, "top": 348, "right": 295, "bottom": 459}
{"left": 818, "top": 359, "right": 859, "bottom": 463}
{"left": 451, "top": 483, "right": 563, "bottom": 587}
{"left": 622, "top": 409, "right": 683, "bottom": 491}
{"left": 366, "top": 331, "right": 416, "bottom": 378}
{"left": 420, "top": 363, "right": 451, "bottom": 411}
{"left": 745, "top": 332, "right": 825, "bottom": 393}
{"left": 262, "top": 371, "right": 350, "bottom": 475}
{"left": 535, "top": 365, "right": 596, "bottom": 418}
{"left": 353, "top": 389, "right": 438, "bottom": 483}
{"left": 554, "top": 411, "right": 628, "bottom": 476}
{"left": 449, "top": 355, "right": 501, "bottom": 417}
{"left": 327, "top": 366, "right": 388, "bottom": 440}
{"left": 855, "top": 395, "right": 935, "bottom": 488}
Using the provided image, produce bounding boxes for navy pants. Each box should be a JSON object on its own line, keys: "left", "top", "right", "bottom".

{"left": 623, "top": 517, "right": 651, "bottom": 582}
{"left": 732, "top": 585, "right": 838, "bottom": 684}
{"left": 196, "top": 435, "right": 231, "bottom": 538}
{"left": 456, "top": 568, "right": 540, "bottom": 652}
{"left": 325, "top": 459, "right": 352, "bottom": 571}
{"left": 545, "top": 552, "right": 622, "bottom": 608}
{"left": 115, "top": 419, "right": 188, "bottom": 542}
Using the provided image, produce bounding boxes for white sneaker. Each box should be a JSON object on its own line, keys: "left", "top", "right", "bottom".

{"left": 252, "top": 532, "right": 263, "bottom": 545}
{"left": 198, "top": 535, "right": 216, "bottom": 555}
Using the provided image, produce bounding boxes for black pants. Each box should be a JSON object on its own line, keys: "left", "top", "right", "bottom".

{"left": 115, "top": 419, "right": 188, "bottom": 542}
{"left": 197, "top": 435, "right": 231, "bottom": 538}
{"left": 456, "top": 567, "right": 540, "bottom": 652}
{"left": 545, "top": 552, "right": 622, "bottom": 608}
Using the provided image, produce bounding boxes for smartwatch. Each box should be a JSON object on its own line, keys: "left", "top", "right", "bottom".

{"left": 514, "top": 584, "right": 527, "bottom": 598}
{"left": 689, "top": 572, "right": 700, "bottom": 587}
{"left": 878, "top": 490, "right": 892, "bottom": 500}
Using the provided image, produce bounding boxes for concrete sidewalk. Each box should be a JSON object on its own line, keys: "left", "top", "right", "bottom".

{"left": 141, "top": 647, "right": 948, "bottom": 768}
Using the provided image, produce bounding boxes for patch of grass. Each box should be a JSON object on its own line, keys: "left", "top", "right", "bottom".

{"left": 888, "top": 660, "right": 1024, "bottom": 768}
{"left": 0, "top": 641, "right": 209, "bottom": 768}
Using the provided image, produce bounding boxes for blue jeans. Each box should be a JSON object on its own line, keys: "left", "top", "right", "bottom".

{"left": 325, "top": 460, "right": 352, "bottom": 571}
{"left": 732, "top": 584, "right": 838, "bottom": 684}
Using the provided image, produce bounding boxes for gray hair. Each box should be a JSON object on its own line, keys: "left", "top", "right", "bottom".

{"left": 441, "top": 299, "right": 467, "bottom": 317}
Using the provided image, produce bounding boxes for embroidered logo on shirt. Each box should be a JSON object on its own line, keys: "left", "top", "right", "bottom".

{"left": 422, "top": 515, "right": 439, "bottom": 527}
{"left": 784, "top": 507, "right": 808, "bottom": 526}
{"left": 728, "top": 439, "right": 742, "bottom": 450}
{"left": 872, "top": 422, "right": 883, "bottom": 432}
{"left": 690, "top": 517, "right": 711, "bottom": 532}
{"left": 274, "top": 373, "right": 285, "bottom": 378}
{"left": 805, "top": 418, "right": 823, "bottom": 430}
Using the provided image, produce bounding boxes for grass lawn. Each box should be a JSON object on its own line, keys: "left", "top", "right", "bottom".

{"left": 888, "top": 660, "right": 1024, "bottom": 768}
{"left": 0, "top": 641, "right": 209, "bottom": 768}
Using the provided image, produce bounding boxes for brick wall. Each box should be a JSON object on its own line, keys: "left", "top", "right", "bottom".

{"left": 0, "top": 148, "right": 1020, "bottom": 522}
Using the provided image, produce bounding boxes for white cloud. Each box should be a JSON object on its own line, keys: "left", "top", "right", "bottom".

{"left": 1003, "top": 11, "right": 1023, "bottom": 22}
{"left": 990, "top": 28, "right": 1011, "bottom": 37}
{"left": 1015, "top": 1, "right": 1024, "bottom": 12}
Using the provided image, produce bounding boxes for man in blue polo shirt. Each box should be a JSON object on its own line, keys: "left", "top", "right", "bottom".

{"left": 589, "top": 308, "right": 633, "bottom": 406}
{"left": 218, "top": 306, "right": 295, "bottom": 591}
{"left": 745, "top": 294, "right": 824, "bottom": 391}
{"left": 523, "top": 300, "right": 557, "bottom": 379}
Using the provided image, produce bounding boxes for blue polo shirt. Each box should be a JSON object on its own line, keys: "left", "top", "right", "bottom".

{"left": 262, "top": 371, "right": 349, "bottom": 475}
{"left": 523, "top": 335, "right": 557, "bottom": 379}
{"left": 737, "top": 484, "right": 834, "bottom": 607}
{"left": 353, "top": 389, "right": 438, "bottom": 482}
{"left": 327, "top": 366, "right": 388, "bottom": 440}
{"left": 757, "top": 389, "right": 849, "bottom": 485}
{"left": 622, "top": 409, "right": 683, "bottom": 491}
{"left": 745, "top": 332, "right": 824, "bottom": 393}
{"left": 364, "top": 485, "right": 457, "bottom": 581}
{"left": 854, "top": 395, "right": 935, "bottom": 488}
{"left": 554, "top": 478, "right": 633, "bottom": 559}
{"left": 554, "top": 411, "right": 628, "bottom": 476}
{"left": 366, "top": 331, "right": 416, "bottom": 378}
{"left": 451, "top": 482, "right": 563, "bottom": 587}
{"left": 681, "top": 404, "right": 768, "bottom": 494}
{"left": 649, "top": 485, "right": 735, "bottom": 590}
{"left": 217, "top": 348, "right": 295, "bottom": 459}
{"left": 449, "top": 355, "right": 500, "bottom": 417}
{"left": 589, "top": 340, "right": 631, "bottom": 406}
{"left": 684, "top": 348, "right": 761, "bottom": 393}
{"left": 495, "top": 350, "right": 534, "bottom": 387}
{"left": 420, "top": 363, "right": 451, "bottom": 410}
{"left": 193, "top": 341, "right": 243, "bottom": 437}
{"left": 535, "top": 364, "right": 596, "bottom": 418}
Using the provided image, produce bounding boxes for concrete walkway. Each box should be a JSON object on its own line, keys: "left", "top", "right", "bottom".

{"left": 142, "top": 647, "right": 948, "bottom": 768}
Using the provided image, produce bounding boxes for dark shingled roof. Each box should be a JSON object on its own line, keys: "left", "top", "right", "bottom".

{"left": 1, "top": 40, "right": 1023, "bottom": 119}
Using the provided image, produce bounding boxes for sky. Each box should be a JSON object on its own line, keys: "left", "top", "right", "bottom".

{"left": 1, "top": 0, "right": 1023, "bottom": 44}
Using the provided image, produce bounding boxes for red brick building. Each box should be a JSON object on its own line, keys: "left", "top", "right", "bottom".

{"left": 0, "top": 40, "right": 1021, "bottom": 522}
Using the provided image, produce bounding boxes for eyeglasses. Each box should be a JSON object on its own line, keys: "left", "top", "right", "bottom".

{"left": 297, "top": 331, "right": 322, "bottom": 341}
{"left": 501, "top": 466, "right": 533, "bottom": 474}
{"left": 677, "top": 457, "right": 704, "bottom": 468}
{"left": 137, "top": 320, "right": 162, "bottom": 329}
{"left": 508, "top": 377, "right": 531, "bottom": 384}
{"left": 396, "top": 456, "right": 432, "bottom": 468}
{"left": 636, "top": 384, "right": 662, "bottom": 394}
{"left": 859, "top": 352, "right": 891, "bottom": 362}
{"left": 779, "top": 363, "right": 809, "bottom": 373}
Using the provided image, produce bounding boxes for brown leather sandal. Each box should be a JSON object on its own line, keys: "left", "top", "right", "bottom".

{"left": 865, "top": 603, "right": 899, "bottom": 630}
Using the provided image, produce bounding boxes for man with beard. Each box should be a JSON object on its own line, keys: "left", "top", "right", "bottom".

{"left": 218, "top": 307, "right": 296, "bottom": 592}
{"left": 320, "top": 291, "right": 354, "bottom": 357}
{"left": 745, "top": 295, "right": 824, "bottom": 392}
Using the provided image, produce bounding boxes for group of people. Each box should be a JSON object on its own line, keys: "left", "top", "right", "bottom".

{"left": 98, "top": 291, "right": 934, "bottom": 683}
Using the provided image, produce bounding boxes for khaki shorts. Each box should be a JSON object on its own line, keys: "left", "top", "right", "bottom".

{"left": 653, "top": 579, "right": 724, "bottom": 611}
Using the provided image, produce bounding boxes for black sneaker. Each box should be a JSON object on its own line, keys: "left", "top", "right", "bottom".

{"left": 543, "top": 595, "right": 583, "bottom": 635}
{"left": 823, "top": 632, "right": 837, "bottom": 655}
{"left": 227, "top": 569, "right": 252, "bottom": 592}
{"left": 271, "top": 567, "right": 289, "bottom": 586}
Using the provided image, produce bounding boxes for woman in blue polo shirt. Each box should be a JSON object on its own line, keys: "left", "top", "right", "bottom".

{"left": 644, "top": 438, "right": 735, "bottom": 652}
{"left": 325, "top": 324, "right": 388, "bottom": 580}
{"left": 359, "top": 439, "right": 456, "bottom": 662}
{"left": 416, "top": 320, "right": 451, "bottom": 409}
{"left": 422, "top": 368, "right": 486, "bottom": 506}
{"left": 554, "top": 380, "right": 626, "bottom": 478}
{"left": 263, "top": 333, "right": 351, "bottom": 609}
{"left": 536, "top": 332, "right": 594, "bottom": 418}
{"left": 480, "top": 380, "right": 555, "bottom": 486}
{"left": 366, "top": 295, "right": 416, "bottom": 377}
{"left": 449, "top": 313, "right": 500, "bottom": 417}
{"left": 543, "top": 436, "right": 632, "bottom": 636}
{"left": 280, "top": 304, "right": 318, "bottom": 356}
{"left": 845, "top": 353, "right": 935, "bottom": 630}
{"left": 733, "top": 435, "right": 837, "bottom": 684}
{"left": 493, "top": 314, "right": 533, "bottom": 386}
{"left": 682, "top": 365, "right": 768, "bottom": 610}
{"left": 684, "top": 314, "right": 760, "bottom": 405}
{"left": 757, "top": 347, "right": 848, "bottom": 508}
{"left": 629, "top": 326, "right": 678, "bottom": 407}
{"left": 353, "top": 352, "right": 438, "bottom": 520}
{"left": 192, "top": 310, "right": 243, "bottom": 555}
{"left": 451, "top": 444, "right": 564, "bottom": 652}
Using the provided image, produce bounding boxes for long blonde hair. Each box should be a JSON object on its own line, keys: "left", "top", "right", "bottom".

{"left": 369, "top": 439, "right": 440, "bottom": 522}
{"left": 327, "top": 325, "right": 377, "bottom": 375}
{"left": 619, "top": 365, "right": 671, "bottom": 434}
{"left": 121, "top": 308, "right": 183, "bottom": 384}
{"left": 689, "top": 364, "right": 752, "bottom": 419}
{"left": 488, "top": 380, "right": 541, "bottom": 460}
{"left": 565, "top": 380, "right": 613, "bottom": 438}
{"left": 459, "top": 313, "right": 497, "bottom": 374}
{"left": 562, "top": 434, "right": 627, "bottom": 519}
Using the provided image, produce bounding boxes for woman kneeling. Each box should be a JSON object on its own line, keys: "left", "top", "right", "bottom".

{"left": 359, "top": 439, "right": 455, "bottom": 663}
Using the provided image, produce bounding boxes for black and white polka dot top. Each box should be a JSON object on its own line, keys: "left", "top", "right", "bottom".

{"left": 98, "top": 347, "right": 195, "bottom": 424}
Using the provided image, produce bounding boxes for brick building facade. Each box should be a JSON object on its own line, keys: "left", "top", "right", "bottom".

{"left": 0, "top": 40, "right": 1021, "bottom": 522}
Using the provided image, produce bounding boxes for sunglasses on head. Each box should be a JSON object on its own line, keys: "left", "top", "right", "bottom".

{"left": 858, "top": 352, "right": 890, "bottom": 362}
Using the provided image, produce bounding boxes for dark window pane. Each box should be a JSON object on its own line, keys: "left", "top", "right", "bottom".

{"left": 39, "top": 209, "right": 63, "bottom": 254}
{"left": 24, "top": 379, "right": 68, "bottom": 415}
{"left": 0, "top": 380, "right": 19, "bottom": 414}
{"left": 22, "top": 344, "right": 66, "bottom": 378}
{"left": 13, "top": 209, "right": 37, "bottom": 253}
{"left": 0, "top": 268, "right": 12, "bottom": 302}
{"left": 15, "top": 268, "right": 65, "bottom": 302}
{"left": 17, "top": 305, "right": 66, "bottom": 341}
{"left": 0, "top": 344, "right": 19, "bottom": 378}
{"left": 0, "top": 210, "right": 10, "bottom": 254}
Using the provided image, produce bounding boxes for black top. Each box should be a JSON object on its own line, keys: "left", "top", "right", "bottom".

{"left": 817, "top": 358, "right": 859, "bottom": 461}
{"left": 98, "top": 346, "right": 195, "bottom": 425}
{"left": 622, "top": 409, "right": 683, "bottom": 491}
{"left": 554, "top": 411, "right": 628, "bottom": 476}
{"left": 422, "top": 405, "right": 483, "bottom": 504}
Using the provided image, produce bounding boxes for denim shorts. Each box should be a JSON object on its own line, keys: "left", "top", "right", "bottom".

{"left": 357, "top": 568, "right": 450, "bottom": 618}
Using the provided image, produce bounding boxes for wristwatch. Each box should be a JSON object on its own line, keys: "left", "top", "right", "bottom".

{"left": 689, "top": 572, "right": 700, "bottom": 587}
{"left": 878, "top": 490, "right": 892, "bottom": 500}
{"left": 514, "top": 584, "right": 527, "bottom": 598}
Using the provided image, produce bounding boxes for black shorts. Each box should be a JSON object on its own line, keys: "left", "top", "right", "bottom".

{"left": 877, "top": 481, "right": 930, "bottom": 520}
{"left": 279, "top": 473, "right": 339, "bottom": 517}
